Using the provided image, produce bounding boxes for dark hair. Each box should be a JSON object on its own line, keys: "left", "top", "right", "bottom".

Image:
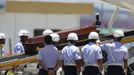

{"left": 114, "top": 37, "right": 123, "bottom": 42}
{"left": 68, "top": 40, "right": 77, "bottom": 44}
{"left": 44, "top": 35, "right": 52, "bottom": 44}
{"left": 20, "top": 36, "right": 28, "bottom": 43}
{"left": 88, "top": 39, "right": 97, "bottom": 43}
{"left": 0, "top": 39, "right": 5, "bottom": 44}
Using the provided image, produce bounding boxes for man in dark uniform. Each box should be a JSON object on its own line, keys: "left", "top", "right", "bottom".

{"left": 38, "top": 35, "right": 62, "bottom": 75}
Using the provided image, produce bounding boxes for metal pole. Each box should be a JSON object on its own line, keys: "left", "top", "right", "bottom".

{"left": 108, "top": 7, "right": 119, "bottom": 33}
{"left": 0, "top": 45, "right": 3, "bottom": 58}
{"left": 9, "top": 38, "right": 12, "bottom": 55}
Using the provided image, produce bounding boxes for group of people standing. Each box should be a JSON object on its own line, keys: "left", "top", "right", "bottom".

{"left": 0, "top": 29, "right": 29, "bottom": 58}
{"left": 0, "top": 29, "right": 30, "bottom": 75}
{"left": 0, "top": 29, "right": 128, "bottom": 75}
{"left": 37, "top": 29, "right": 128, "bottom": 75}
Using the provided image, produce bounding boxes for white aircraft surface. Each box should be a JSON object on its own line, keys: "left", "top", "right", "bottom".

{"left": 101, "top": 0, "right": 134, "bottom": 12}
{"left": 100, "top": 0, "right": 134, "bottom": 33}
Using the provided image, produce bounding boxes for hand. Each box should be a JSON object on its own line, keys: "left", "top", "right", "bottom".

{"left": 77, "top": 67, "right": 81, "bottom": 74}
{"left": 124, "top": 69, "right": 127, "bottom": 75}
{"left": 100, "top": 70, "right": 104, "bottom": 75}
{"left": 48, "top": 70, "right": 55, "bottom": 75}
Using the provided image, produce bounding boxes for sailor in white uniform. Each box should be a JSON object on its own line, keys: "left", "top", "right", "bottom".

{"left": 61, "top": 33, "right": 81, "bottom": 75}
{"left": 13, "top": 29, "right": 29, "bottom": 55}
{"left": 101, "top": 29, "right": 128, "bottom": 75}
{"left": 81, "top": 32, "right": 103, "bottom": 75}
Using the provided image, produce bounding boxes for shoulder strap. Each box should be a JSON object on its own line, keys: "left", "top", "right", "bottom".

{"left": 108, "top": 47, "right": 116, "bottom": 62}
{"left": 64, "top": 49, "right": 75, "bottom": 63}
{"left": 84, "top": 44, "right": 93, "bottom": 64}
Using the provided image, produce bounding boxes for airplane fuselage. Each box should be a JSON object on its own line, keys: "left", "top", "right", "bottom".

{"left": 101, "top": 0, "right": 134, "bottom": 12}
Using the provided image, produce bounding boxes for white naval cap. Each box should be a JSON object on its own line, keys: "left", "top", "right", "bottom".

{"left": 18, "top": 29, "right": 29, "bottom": 37}
{"left": 67, "top": 33, "right": 78, "bottom": 41}
{"left": 113, "top": 29, "right": 124, "bottom": 38}
{"left": 42, "top": 29, "right": 53, "bottom": 36}
{"left": 88, "top": 32, "right": 99, "bottom": 40}
{"left": 0, "top": 33, "right": 6, "bottom": 39}
{"left": 50, "top": 33, "right": 60, "bottom": 42}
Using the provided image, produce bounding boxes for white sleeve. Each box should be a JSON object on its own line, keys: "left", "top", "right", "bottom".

{"left": 100, "top": 44, "right": 107, "bottom": 51}
{"left": 100, "top": 43, "right": 113, "bottom": 51}
{"left": 124, "top": 48, "right": 128, "bottom": 59}
{"left": 95, "top": 47, "right": 103, "bottom": 60}
{"left": 38, "top": 51, "right": 43, "bottom": 60}
{"left": 74, "top": 47, "right": 81, "bottom": 60}
{"left": 58, "top": 50, "right": 63, "bottom": 60}
{"left": 13, "top": 45, "right": 23, "bottom": 54}
{"left": 81, "top": 45, "right": 86, "bottom": 59}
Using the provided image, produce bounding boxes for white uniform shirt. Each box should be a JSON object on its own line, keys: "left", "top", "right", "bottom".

{"left": 81, "top": 42, "right": 103, "bottom": 65}
{"left": 101, "top": 42, "right": 128, "bottom": 65}
{"left": 13, "top": 42, "right": 25, "bottom": 55}
{"left": 38, "top": 45, "right": 60, "bottom": 68}
{"left": 62, "top": 44, "right": 81, "bottom": 65}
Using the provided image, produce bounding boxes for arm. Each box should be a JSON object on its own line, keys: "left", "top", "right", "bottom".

{"left": 54, "top": 50, "right": 64, "bottom": 71}
{"left": 100, "top": 43, "right": 113, "bottom": 51}
{"left": 124, "top": 59, "right": 128, "bottom": 75}
{"left": 124, "top": 48, "right": 128, "bottom": 71}
{"left": 81, "top": 47, "right": 85, "bottom": 66}
{"left": 75, "top": 48, "right": 82, "bottom": 73}
{"left": 53, "top": 60, "right": 63, "bottom": 71}
{"left": 97, "top": 59, "right": 103, "bottom": 72}
{"left": 38, "top": 60, "right": 48, "bottom": 71}
{"left": 96, "top": 47, "right": 103, "bottom": 72}
{"left": 49, "top": 50, "right": 63, "bottom": 75}
{"left": 76, "top": 59, "right": 82, "bottom": 74}
{"left": 123, "top": 47, "right": 128, "bottom": 74}
{"left": 38, "top": 60, "right": 56, "bottom": 75}
{"left": 38, "top": 51, "right": 48, "bottom": 71}
{"left": 124, "top": 59, "right": 128, "bottom": 71}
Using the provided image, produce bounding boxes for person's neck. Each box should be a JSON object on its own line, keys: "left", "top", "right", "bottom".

{"left": 20, "top": 41, "right": 28, "bottom": 44}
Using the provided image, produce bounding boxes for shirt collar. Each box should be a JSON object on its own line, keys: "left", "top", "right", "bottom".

{"left": 88, "top": 42, "right": 96, "bottom": 45}
{"left": 114, "top": 41, "right": 122, "bottom": 47}
{"left": 67, "top": 43, "right": 74, "bottom": 46}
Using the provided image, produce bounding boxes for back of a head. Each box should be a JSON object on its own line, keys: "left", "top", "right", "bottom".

{"left": 18, "top": 29, "right": 29, "bottom": 37}
{"left": 42, "top": 29, "right": 53, "bottom": 36}
{"left": 50, "top": 33, "right": 60, "bottom": 42}
{"left": 113, "top": 29, "right": 124, "bottom": 41}
{"left": 0, "top": 33, "right": 6, "bottom": 39}
{"left": 44, "top": 35, "right": 52, "bottom": 44}
{"left": 88, "top": 32, "right": 99, "bottom": 40}
{"left": 67, "top": 33, "right": 78, "bottom": 41}
{"left": 113, "top": 29, "right": 124, "bottom": 38}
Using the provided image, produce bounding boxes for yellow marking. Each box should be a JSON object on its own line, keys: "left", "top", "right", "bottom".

{"left": 7, "top": 1, "right": 93, "bottom": 14}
